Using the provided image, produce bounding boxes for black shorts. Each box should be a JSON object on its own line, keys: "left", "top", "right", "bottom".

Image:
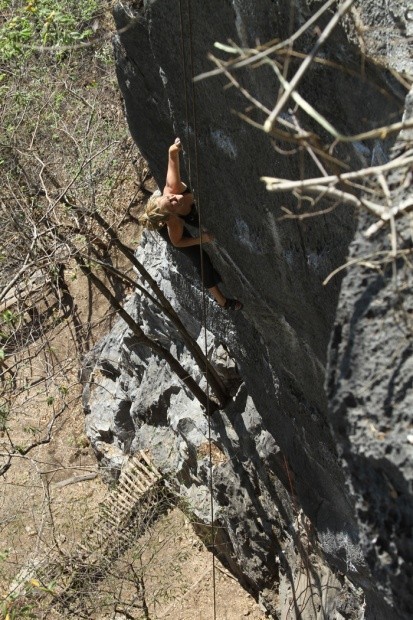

{"left": 158, "top": 224, "right": 221, "bottom": 289}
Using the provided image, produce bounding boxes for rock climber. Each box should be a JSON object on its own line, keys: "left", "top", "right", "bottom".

{"left": 140, "top": 138, "right": 242, "bottom": 311}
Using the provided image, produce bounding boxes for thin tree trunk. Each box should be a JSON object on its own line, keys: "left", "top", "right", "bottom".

{"left": 73, "top": 251, "right": 218, "bottom": 412}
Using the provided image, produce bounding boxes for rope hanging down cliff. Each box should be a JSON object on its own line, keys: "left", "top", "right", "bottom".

{"left": 179, "top": 0, "right": 217, "bottom": 616}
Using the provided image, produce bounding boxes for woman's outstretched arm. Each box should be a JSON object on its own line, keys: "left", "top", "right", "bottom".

{"left": 164, "top": 139, "right": 187, "bottom": 194}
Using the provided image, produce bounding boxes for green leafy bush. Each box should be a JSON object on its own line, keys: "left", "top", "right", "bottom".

{"left": 0, "top": 0, "right": 98, "bottom": 61}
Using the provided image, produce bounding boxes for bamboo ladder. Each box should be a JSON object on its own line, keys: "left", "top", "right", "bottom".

{"left": 33, "top": 451, "right": 165, "bottom": 611}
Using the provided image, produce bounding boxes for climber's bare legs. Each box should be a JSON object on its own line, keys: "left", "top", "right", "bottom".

{"left": 208, "top": 286, "right": 243, "bottom": 310}
{"left": 208, "top": 286, "right": 227, "bottom": 307}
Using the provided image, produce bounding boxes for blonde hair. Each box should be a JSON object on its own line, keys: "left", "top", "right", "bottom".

{"left": 139, "top": 190, "right": 169, "bottom": 230}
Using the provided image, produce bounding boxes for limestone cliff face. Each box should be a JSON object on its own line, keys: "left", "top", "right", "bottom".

{"left": 327, "top": 91, "right": 413, "bottom": 617}
{"left": 83, "top": 1, "right": 411, "bottom": 618}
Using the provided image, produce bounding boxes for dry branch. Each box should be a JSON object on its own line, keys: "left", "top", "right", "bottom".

{"left": 261, "top": 154, "right": 413, "bottom": 192}
{"left": 264, "top": 0, "right": 356, "bottom": 133}
{"left": 194, "top": 0, "right": 338, "bottom": 82}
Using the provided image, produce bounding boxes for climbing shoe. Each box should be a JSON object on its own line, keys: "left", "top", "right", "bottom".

{"left": 224, "top": 298, "right": 243, "bottom": 311}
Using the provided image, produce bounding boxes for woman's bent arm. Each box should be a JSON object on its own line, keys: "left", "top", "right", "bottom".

{"left": 167, "top": 216, "right": 213, "bottom": 248}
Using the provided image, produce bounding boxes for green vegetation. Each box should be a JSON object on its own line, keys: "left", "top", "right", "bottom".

{"left": 0, "top": 0, "right": 98, "bottom": 61}
{"left": 0, "top": 404, "right": 9, "bottom": 431}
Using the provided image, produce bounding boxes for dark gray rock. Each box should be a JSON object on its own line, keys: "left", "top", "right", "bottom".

{"left": 83, "top": 1, "right": 411, "bottom": 617}
{"left": 327, "top": 89, "right": 413, "bottom": 618}
{"left": 342, "top": 0, "right": 412, "bottom": 74}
